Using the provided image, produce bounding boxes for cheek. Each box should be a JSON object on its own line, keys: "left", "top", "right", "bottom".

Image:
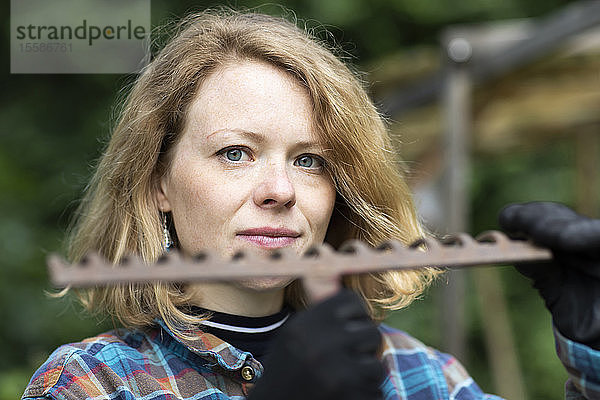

{"left": 304, "top": 180, "right": 337, "bottom": 239}
{"left": 167, "top": 166, "right": 244, "bottom": 251}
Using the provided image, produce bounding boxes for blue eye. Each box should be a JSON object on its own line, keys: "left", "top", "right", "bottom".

{"left": 297, "top": 156, "right": 314, "bottom": 167}
{"left": 226, "top": 148, "right": 243, "bottom": 161}
{"left": 218, "top": 147, "right": 251, "bottom": 162}
{"left": 295, "top": 154, "right": 324, "bottom": 170}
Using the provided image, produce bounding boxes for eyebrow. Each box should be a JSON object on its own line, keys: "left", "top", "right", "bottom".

{"left": 206, "top": 128, "right": 324, "bottom": 152}
{"left": 206, "top": 128, "right": 264, "bottom": 142}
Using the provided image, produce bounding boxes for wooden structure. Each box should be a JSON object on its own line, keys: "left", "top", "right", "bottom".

{"left": 367, "top": 2, "right": 600, "bottom": 398}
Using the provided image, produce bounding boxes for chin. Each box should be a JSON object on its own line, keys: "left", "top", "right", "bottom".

{"left": 235, "top": 277, "right": 294, "bottom": 292}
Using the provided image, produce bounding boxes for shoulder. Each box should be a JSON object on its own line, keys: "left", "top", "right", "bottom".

{"left": 379, "top": 323, "right": 452, "bottom": 366}
{"left": 378, "top": 324, "right": 500, "bottom": 399}
{"left": 379, "top": 323, "right": 456, "bottom": 378}
{"left": 22, "top": 327, "right": 249, "bottom": 400}
{"left": 22, "top": 329, "right": 162, "bottom": 400}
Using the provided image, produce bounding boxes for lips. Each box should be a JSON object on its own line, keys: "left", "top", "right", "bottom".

{"left": 236, "top": 227, "right": 300, "bottom": 249}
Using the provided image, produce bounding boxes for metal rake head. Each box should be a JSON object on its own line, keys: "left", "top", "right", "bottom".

{"left": 48, "top": 230, "right": 551, "bottom": 302}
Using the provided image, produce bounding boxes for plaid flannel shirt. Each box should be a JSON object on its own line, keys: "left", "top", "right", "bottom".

{"left": 22, "top": 319, "right": 598, "bottom": 399}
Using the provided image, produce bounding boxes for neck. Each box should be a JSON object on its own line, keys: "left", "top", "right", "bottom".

{"left": 186, "top": 282, "right": 285, "bottom": 317}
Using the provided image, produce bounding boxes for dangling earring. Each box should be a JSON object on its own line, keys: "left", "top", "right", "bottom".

{"left": 161, "top": 212, "right": 173, "bottom": 252}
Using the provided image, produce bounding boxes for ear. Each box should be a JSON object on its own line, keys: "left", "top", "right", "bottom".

{"left": 155, "top": 176, "right": 172, "bottom": 212}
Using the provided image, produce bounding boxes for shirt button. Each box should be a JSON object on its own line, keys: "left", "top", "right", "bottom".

{"left": 241, "top": 365, "right": 255, "bottom": 381}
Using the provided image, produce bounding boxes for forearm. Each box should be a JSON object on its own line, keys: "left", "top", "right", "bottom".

{"left": 554, "top": 328, "right": 600, "bottom": 399}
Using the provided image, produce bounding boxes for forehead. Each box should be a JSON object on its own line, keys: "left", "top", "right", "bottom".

{"left": 184, "top": 60, "right": 317, "bottom": 143}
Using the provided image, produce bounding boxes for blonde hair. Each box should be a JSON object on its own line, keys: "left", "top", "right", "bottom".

{"left": 68, "top": 9, "right": 440, "bottom": 330}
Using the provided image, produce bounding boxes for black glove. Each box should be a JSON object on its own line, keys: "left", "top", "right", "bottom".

{"left": 499, "top": 201, "right": 600, "bottom": 349}
{"left": 248, "top": 289, "right": 384, "bottom": 400}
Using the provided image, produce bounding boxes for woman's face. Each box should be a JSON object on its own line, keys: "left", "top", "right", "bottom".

{"left": 156, "top": 60, "right": 336, "bottom": 290}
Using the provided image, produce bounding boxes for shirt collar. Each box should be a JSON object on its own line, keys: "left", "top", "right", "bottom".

{"left": 154, "top": 318, "right": 264, "bottom": 376}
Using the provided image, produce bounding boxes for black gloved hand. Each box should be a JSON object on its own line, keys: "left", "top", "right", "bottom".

{"left": 499, "top": 201, "right": 600, "bottom": 349}
{"left": 248, "top": 289, "right": 384, "bottom": 400}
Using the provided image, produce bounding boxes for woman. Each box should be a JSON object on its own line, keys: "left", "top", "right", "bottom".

{"left": 23, "top": 9, "right": 600, "bottom": 400}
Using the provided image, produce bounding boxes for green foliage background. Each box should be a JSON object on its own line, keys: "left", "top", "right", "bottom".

{"left": 0, "top": 0, "right": 581, "bottom": 399}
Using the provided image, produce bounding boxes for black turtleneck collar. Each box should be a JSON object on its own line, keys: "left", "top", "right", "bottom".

{"left": 190, "top": 306, "right": 292, "bottom": 365}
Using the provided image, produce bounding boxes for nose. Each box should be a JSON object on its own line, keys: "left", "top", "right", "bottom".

{"left": 253, "top": 163, "right": 296, "bottom": 209}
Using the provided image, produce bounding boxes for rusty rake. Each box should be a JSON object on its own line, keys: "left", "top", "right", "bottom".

{"left": 48, "top": 230, "right": 552, "bottom": 302}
